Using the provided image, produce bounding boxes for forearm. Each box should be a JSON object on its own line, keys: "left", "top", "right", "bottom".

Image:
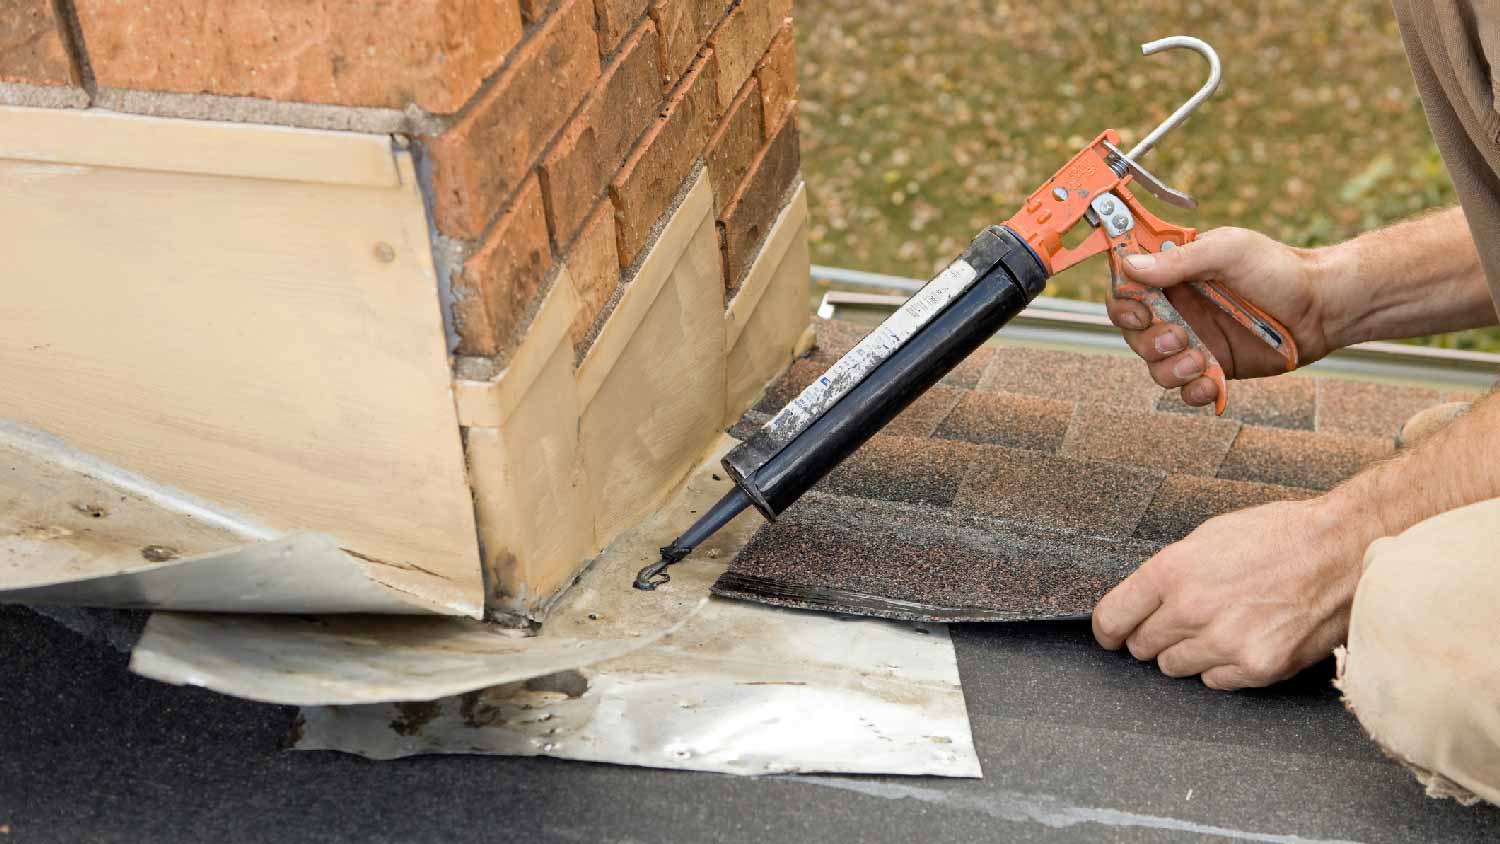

{"left": 1326, "top": 391, "right": 1500, "bottom": 551}
{"left": 1315, "top": 206, "right": 1494, "bottom": 347}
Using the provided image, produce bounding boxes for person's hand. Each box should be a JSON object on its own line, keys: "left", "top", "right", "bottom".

{"left": 1092, "top": 495, "right": 1368, "bottom": 690}
{"left": 1105, "top": 227, "right": 1334, "bottom": 407}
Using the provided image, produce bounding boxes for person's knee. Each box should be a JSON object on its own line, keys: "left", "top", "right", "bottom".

{"left": 1337, "top": 501, "right": 1500, "bottom": 806}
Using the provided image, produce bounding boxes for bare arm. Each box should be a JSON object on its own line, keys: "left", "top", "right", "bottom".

{"left": 1332, "top": 390, "right": 1500, "bottom": 548}
{"left": 1091, "top": 391, "right": 1500, "bottom": 690}
{"left": 1091, "top": 206, "right": 1500, "bottom": 690}
{"left": 1319, "top": 205, "right": 1493, "bottom": 346}
{"left": 1109, "top": 206, "right": 1494, "bottom": 407}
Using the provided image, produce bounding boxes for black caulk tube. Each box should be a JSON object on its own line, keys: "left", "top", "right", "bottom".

{"left": 634, "top": 226, "right": 1048, "bottom": 589}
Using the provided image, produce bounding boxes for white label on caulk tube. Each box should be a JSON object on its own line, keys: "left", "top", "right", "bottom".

{"left": 768, "top": 257, "right": 981, "bottom": 436}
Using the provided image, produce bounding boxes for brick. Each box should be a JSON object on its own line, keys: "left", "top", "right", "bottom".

{"left": 704, "top": 76, "right": 764, "bottom": 212}
{"left": 76, "top": 0, "right": 522, "bottom": 113}
{"left": 428, "top": 0, "right": 600, "bottom": 239}
{"left": 755, "top": 21, "right": 797, "bottom": 133}
{"left": 706, "top": 0, "right": 788, "bottom": 112}
{"left": 0, "top": 0, "right": 76, "bottom": 87}
{"left": 594, "top": 0, "right": 651, "bottom": 56}
{"left": 538, "top": 20, "right": 663, "bottom": 248}
{"left": 649, "top": 0, "right": 731, "bottom": 86}
{"left": 453, "top": 176, "right": 554, "bottom": 357}
{"left": 565, "top": 200, "right": 622, "bottom": 350}
{"left": 718, "top": 103, "right": 800, "bottom": 291}
{"left": 520, "top": 0, "right": 550, "bottom": 23}
{"left": 609, "top": 51, "right": 719, "bottom": 268}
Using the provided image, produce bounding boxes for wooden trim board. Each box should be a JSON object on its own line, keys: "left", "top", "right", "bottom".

{"left": 0, "top": 105, "right": 401, "bottom": 187}
{"left": 723, "top": 182, "right": 809, "bottom": 352}
{"left": 576, "top": 171, "right": 714, "bottom": 410}
{"left": 0, "top": 113, "right": 482, "bottom": 616}
{"left": 452, "top": 273, "right": 580, "bottom": 429}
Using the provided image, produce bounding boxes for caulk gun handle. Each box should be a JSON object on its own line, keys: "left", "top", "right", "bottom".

{"left": 1104, "top": 187, "right": 1298, "bottom": 416}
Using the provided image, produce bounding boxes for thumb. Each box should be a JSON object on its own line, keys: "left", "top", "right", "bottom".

{"left": 1121, "top": 230, "right": 1243, "bottom": 289}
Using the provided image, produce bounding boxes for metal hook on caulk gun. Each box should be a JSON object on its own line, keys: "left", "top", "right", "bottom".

{"left": 1105, "top": 36, "right": 1222, "bottom": 211}
{"left": 1125, "top": 36, "right": 1222, "bottom": 162}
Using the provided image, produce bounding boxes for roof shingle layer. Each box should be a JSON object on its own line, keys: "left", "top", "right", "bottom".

{"left": 714, "top": 319, "right": 1461, "bottom": 622}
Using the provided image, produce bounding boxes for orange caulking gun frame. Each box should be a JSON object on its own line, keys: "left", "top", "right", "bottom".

{"left": 1004, "top": 36, "right": 1298, "bottom": 415}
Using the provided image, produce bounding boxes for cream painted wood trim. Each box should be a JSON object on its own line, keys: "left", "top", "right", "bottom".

{"left": 0, "top": 105, "right": 401, "bottom": 187}
{"left": 723, "top": 182, "right": 809, "bottom": 352}
{"left": 576, "top": 171, "right": 714, "bottom": 409}
{"left": 452, "top": 272, "right": 581, "bottom": 429}
{"left": 0, "top": 134, "right": 481, "bottom": 617}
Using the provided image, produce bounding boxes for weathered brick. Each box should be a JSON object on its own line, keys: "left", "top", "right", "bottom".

{"left": 428, "top": 0, "right": 600, "bottom": 239}
{"left": 566, "top": 200, "right": 622, "bottom": 349}
{"left": 719, "top": 103, "right": 800, "bottom": 291}
{"left": 453, "top": 176, "right": 555, "bottom": 358}
{"left": 519, "top": 0, "right": 550, "bottom": 23}
{"left": 609, "top": 51, "right": 719, "bottom": 268}
{"left": 706, "top": 0, "right": 788, "bottom": 112}
{"left": 755, "top": 20, "right": 797, "bottom": 133}
{"left": 649, "top": 0, "right": 731, "bottom": 86}
{"left": 76, "top": 0, "right": 522, "bottom": 113}
{"left": 594, "top": 0, "right": 651, "bottom": 57}
{"left": 0, "top": 0, "right": 76, "bottom": 87}
{"left": 538, "top": 20, "right": 663, "bottom": 248}
{"left": 705, "top": 77, "right": 764, "bottom": 212}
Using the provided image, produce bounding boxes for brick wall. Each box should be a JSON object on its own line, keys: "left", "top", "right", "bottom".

{"left": 5, "top": 0, "right": 802, "bottom": 367}
{"left": 2, "top": 0, "right": 809, "bottom": 619}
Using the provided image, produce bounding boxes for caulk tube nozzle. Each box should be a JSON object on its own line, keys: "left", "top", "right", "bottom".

{"left": 634, "top": 484, "right": 754, "bottom": 590}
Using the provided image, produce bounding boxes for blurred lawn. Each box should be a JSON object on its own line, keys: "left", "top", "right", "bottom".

{"left": 796, "top": 0, "right": 1500, "bottom": 351}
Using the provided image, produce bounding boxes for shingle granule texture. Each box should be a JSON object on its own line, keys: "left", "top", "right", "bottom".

{"left": 712, "top": 492, "right": 1162, "bottom": 622}
{"left": 753, "top": 357, "right": 825, "bottom": 414}
{"left": 941, "top": 345, "right": 995, "bottom": 389}
{"left": 977, "top": 346, "right": 1162, "bottom": 411}
{"left": 715, "top": 319, "right": 1455, "bottom": 622}
{"left": 817, "top": 435, "right": 980, "bottom": 507}
{"left": 1134, "top": 474, "right": 1317, "bottom": 543}
{"left": 1157, "top": 374, "right": 1316, "bottom": 430}
{"left": 1316, "top": 379, "right": 1442, "bottom": 440}
{"left": 806, "top": 317, "right": 868, "bottom": 362}
{"left": 1217, "top": 426, "right": 1393, "bottom": 491}
{"left": 882, "top": 385, "right": 966, "bottom": 437}
{"left": 933, "top": 392, "right": 1073, "bottom": 453}
{"left": 1060, "top": 403, "right": 1241, "bottom": 476}
{"left": 954, "top": 446, "right": 1164, "bottom": 537}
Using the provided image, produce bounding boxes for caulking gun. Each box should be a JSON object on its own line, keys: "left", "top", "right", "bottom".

{"left": 636, "top": 36, "right": 1298, "bottom": 590}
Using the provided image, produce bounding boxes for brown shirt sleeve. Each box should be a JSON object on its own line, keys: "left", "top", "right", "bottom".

{"left": 1393, "top": 0, "right": 1500, "bottom": 317}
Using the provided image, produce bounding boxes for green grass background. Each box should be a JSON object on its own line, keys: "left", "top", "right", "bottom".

{"left": 796, "top": 0, "right": 1500, "bottom": 351}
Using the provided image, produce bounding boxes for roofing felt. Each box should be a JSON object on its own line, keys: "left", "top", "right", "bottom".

{"left": 713, "top": 318, "right": 1422, "bottom": 623}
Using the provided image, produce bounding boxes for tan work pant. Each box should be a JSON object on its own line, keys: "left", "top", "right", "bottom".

{"left": 1336, "top": 498, "right": 1500, "bottom": 806}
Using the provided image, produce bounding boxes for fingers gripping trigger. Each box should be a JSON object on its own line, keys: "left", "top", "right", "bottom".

{"left": 1112, "top": 266, "right": 1229, "bottom": 414}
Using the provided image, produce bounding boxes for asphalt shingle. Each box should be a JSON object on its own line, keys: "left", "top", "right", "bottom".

{"left": 1156, "top": 374, "right": 1317, "bottom": 430}
{"left": 1217, "top": 426, "right": 1393, "bottom": 492}
{"left": 1135, "top": 474, "right": 1317, "bottom": 543}
{"left": 721, "top": 320, "right": 1451, "bottom": 623}
{"left": 1316, "top": 379, "right": 1442, "bottom": 440}
{"left": 1060, "top": 403, "right": 1241, "bottom": 476}
{"left": 933, "top": 391, "right": 1073, "bottom": 453}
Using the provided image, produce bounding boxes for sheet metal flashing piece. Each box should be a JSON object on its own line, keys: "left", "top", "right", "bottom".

{"left": 130, "top": 608, "right": 697, "bottom": 706}
{"left": 295, "top": 437, "right": 983, "bottom": 777}
{"left": 0, "top": 420, "right": 467, "bottom": 616}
